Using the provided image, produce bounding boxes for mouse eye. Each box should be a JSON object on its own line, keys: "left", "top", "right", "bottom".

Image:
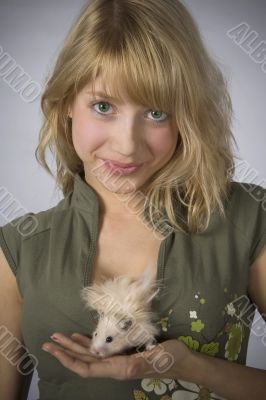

{"left": 106, "top": 336, "right": 113, "bottom": 343}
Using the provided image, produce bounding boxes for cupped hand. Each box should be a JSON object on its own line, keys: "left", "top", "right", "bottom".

{"left": 42, "top": 332, "right": 193, "bottom": 380}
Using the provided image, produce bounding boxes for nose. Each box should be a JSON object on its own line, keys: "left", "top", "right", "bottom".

{"left": 111, "top": 117, "right": 143, "bottom": 157}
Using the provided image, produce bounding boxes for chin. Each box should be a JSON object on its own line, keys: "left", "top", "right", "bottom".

{"left": 100, "top": 176, "right": 140, "bottom": 194}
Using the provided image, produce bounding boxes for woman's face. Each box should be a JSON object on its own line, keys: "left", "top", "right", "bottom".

{"left": 69, "top": 77, "right": 179, "bottom": 195}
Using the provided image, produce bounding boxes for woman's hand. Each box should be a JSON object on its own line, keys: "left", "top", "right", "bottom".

{"left": 41, "top": 333, "right": 193, "bottom": 380}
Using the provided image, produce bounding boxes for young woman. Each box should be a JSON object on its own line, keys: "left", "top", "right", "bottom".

{"left": 0, "top": 0, "right": 266, "bottom": 399}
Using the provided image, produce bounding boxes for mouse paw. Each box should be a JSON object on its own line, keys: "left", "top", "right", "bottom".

{"left": 146, "top": 343, "right": 156, "bottom": 351}
{"left": 145, "top": 338, "right": 157, "bottom": 351}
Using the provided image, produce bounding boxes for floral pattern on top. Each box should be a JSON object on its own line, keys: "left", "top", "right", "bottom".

{"left": 132, "top": 287, "right": 250, "bottom": 399}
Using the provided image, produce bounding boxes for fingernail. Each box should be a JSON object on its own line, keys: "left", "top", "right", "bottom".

{"left": 42, "top": 345, "right": 49, "bottom": 352}
{"left": 50, "top": 335, "right": 59, "bottom": 341}
{"left": 71, "top": 333, "right": 78, "bottom": 338}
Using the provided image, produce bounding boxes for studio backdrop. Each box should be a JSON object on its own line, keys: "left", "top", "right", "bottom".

{"left": 0, "top": 1, "right": 265, "bottom": 399}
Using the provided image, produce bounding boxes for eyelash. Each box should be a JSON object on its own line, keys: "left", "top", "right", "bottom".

{"left": 90, "top": 101, "right": 169, "bottom": 123}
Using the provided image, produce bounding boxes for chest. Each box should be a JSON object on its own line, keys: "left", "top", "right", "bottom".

{"left": 90, "top": 218, "right": 164, "bottom": 283}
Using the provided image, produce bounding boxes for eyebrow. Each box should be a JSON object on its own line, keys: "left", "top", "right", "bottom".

{"left": 85, "top": 90, "right": 152, "bottom": 110}
{"left": 85, "top": 91, "right": 121, "bottom": 102}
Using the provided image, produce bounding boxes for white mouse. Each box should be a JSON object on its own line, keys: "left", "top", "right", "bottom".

{"left": 80, "top": 265, "right": 163, "bottom": 358}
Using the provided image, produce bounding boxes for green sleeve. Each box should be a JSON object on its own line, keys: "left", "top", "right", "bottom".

{"left": 0, "top": 213, "right": 36, "bottom": 275}
{"left": 248, "top": 185, "right": 266, "bottom": 265}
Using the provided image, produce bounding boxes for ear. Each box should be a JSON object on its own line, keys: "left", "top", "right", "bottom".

{"left": 118, "top": 318, "right": 133, "bottom": 331}
{"left": 80, "top": 285, "right": 110, "bottom": 312}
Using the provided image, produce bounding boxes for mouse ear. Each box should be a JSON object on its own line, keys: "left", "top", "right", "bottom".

{"left": 80, "top": 285, "right": 110, "bottom": 312}
{"left": 118, "top": 318, "right": 133, "bottom": 331}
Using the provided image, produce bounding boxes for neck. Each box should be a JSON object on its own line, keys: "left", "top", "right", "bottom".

{"left": 83, "top": 169, "right": 146, "bottom": 221}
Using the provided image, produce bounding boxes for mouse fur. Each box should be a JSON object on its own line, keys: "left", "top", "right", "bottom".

{"left": 80, "top": 265, "right": 164, "bottom": 358}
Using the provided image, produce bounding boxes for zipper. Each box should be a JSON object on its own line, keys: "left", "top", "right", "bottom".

{"left": 84, "top": 201, "right": 99, "bottom": 287}
{"left": 84, "top": 237, "right": 97, "bottom": 287}
{"left": 83, "top": 222, "right": 99, "bottom": 326}
{"left": 156, "top": 234, "right": 168, "bottom": 282}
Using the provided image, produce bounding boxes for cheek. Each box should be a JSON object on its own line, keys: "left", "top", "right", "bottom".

{"left": 71, "top": 113, "right": 106, "bottom": 157}
{"left": 148, "top": 128, "right": 178, "bottom": 156}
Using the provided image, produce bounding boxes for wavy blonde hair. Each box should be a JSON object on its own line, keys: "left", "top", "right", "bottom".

{"left": 35, "top": 0, "right": 239, "bottom": 234}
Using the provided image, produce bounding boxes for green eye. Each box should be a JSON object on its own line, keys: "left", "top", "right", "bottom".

{"left": 92, "top": 101, "right": 169, "bottom": 123}
{"left": 149, "top": 110, "right": 168, "bottom": 123}
{"left": 94, "top": 102, "right": 112, "bottom": 113}
{"left": 151, "top": 111, "right": 162, "bottom": 118}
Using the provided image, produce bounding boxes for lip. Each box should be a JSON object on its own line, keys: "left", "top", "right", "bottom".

{"left": 101, "top": 159, "right": 143, "bottom": 175}
{"left": 102, "top": 159, "right": 142, "bottom": 168}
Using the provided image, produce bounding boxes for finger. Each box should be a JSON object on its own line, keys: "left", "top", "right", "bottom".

{"left": 42, "top": 341, "right": 100, "bottom": 362}
{"left": 53, "top": 350, "right": 138, "bottom": 381}
{"left": 52, "top": 349, "right": 121, "bottom": 379}
{"left": 71, "top": 333, "right": 92, "bottom": 348}
{"left": 55, "top": 347, "right": 100, "bottom": 362}
{"left": 50, "top": 333, "right": 91, "bottom": 355}
{"left": 131, "top": 346, "right": 159, "bottom": 360}
{"left": 52, "top": 349, "right": 100, "bottom": 378}
{"left": 42, "top": 341, "right": 96, "bottom": 360}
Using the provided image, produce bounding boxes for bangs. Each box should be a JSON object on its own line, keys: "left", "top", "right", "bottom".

{"left": 73, "top": 29, "right": 178, "bottom": 115}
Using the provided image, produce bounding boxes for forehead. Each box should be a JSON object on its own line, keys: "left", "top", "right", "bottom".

{"left": 83, "top": 76, "right": 139, "bottom": 106}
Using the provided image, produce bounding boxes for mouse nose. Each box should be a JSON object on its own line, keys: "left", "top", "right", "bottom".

{"left": 90, "top": 346, "right": 102, "bottom": 357}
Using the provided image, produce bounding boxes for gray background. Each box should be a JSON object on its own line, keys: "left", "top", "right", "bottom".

{"left": 0, "top": 1, "right": 265, "bottom": 398}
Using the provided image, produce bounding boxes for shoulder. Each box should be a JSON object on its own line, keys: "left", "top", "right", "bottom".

{"left": 0, "top": 194, "right": 73, "bottom": 252}
{"left": 227, "top": 181, "right": 266, "bottom": 265}
{"left": 226, "top": 180, "right": 266, "bottom": 223}
{"left": 229, "top": 180, "right": 266, "bottom": 206}
{"left": 14, "top": 195, "right": 73, "bottom": 241}
{"left": 0, "top": 195, "right": 74, "bottom": 275}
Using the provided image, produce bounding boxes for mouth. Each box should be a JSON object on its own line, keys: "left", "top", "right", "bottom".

{"left": 101, "top": 159, "right": 144, "bottom": 175}
{"left": 101, "top": 159, "right": 142, "bottom": 168}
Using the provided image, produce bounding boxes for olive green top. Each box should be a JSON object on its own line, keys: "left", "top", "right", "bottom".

{"left": 1, "top": 171, "right": 266, "bottom": 400}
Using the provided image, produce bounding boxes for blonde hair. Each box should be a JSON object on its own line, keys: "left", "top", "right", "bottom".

{"left": 35, "top": 0, "right": 239, "bottom": 234}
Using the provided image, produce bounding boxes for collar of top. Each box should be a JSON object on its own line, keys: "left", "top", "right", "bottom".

{"left": 72, "top": 170, "right": 100, "bottom": 215}
{"left": 71, "top": 170, "right": 179, "bottom": 238}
